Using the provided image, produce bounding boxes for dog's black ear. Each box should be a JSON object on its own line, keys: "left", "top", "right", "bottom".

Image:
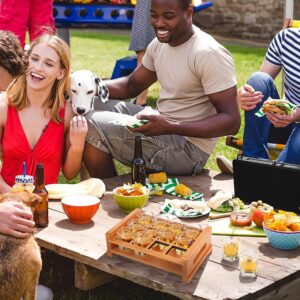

{"left": 95, "top": 76, "right": 109, "bottom": 103}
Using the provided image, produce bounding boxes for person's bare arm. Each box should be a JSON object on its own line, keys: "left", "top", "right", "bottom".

{"left": 105, "top": 64, "right": 157, "bottom": 100}
{"left": 260, "top": 60, "right": 282, "bottom": 79}
{"left": 134, "top": 86, "right": 240, "bottom": 138}
{"left": 62, "top": 103, "right": 88, "bottom": 180}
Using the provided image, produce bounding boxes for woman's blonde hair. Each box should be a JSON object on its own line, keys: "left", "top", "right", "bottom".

{"left": 7, "top": 34, "right": 71, "bottom": 123}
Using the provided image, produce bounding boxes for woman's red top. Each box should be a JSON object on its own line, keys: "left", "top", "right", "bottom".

{"left": 1, "top": 105, "right": 65, "bottom": 186}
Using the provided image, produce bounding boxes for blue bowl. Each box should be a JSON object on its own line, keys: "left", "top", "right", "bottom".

{"left": 263, "top": 224, "right": 300, "bottom": 250}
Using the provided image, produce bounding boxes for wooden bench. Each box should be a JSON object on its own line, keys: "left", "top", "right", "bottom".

{"left": 35, "top": 171, "right": 300, "bottom": 299}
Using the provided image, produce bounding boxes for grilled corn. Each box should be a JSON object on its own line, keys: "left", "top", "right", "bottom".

{"left": 175, "top": 184, "right": 192, "bottom": 197}
{"left": 148, "top": 172, "right": 167, "bottom": 184}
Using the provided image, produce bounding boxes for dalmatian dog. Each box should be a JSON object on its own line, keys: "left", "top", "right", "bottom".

{"left": 70, "top": 70, "right": 109, "bottom": 115}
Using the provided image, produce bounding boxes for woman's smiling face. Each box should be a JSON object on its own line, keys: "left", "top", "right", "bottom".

{"left": 26, "top": 42, "right": 65, "bottom": 91}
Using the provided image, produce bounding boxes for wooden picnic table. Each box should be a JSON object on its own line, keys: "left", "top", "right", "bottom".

{"left": 35, "top": 170, "right": 300, "bottom": 300}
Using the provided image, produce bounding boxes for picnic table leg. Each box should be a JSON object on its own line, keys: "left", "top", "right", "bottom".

{"left": 74, "top": 261, "right": 116, "bottom": 290}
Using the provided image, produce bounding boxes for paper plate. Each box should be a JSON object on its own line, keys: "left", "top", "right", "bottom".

{"left": 110, "top": 116, "right": 148, "bottom": 128}
{"left": 161, "top": 199, "right": 210, "bottom": 218}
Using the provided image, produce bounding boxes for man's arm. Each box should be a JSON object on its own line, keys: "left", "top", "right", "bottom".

{"left": 259, "top": 60, "right": 282, "bottom": 79}
{"left": 105, "top": 64, "right": 157, "bottom": 100}
{"left": 134, "top": 85, "right": 240, "bottom": 138}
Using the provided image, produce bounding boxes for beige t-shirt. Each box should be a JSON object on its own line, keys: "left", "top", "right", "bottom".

{"left": 143, "top": 25, "right": 237, "bottom": 154}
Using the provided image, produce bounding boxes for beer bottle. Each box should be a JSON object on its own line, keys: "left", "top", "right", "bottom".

{"left": 131, "top": 136, "right": 146, "bottom": 185}
{"left": 33, "top": 163, "right": 49, "bottom": 228}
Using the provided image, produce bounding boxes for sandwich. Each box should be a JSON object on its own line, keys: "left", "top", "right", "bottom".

{"left": 208, "top": 191, "right": 244, "bottom": 213}
{"left": 262, "top": 98, "right": 293, "bottom": 115}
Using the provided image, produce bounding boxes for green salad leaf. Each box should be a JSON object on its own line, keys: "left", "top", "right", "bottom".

{"left": 215, "top": 198, "right": 244, "bottom": 213}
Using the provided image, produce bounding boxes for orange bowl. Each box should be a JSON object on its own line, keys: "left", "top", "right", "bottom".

{"left": 61, "top": 195, "right": 100, "bottom": 224}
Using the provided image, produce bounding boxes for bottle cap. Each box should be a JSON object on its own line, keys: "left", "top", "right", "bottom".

{"left": 15, "top": 175, "right": 34, "bottom": 184}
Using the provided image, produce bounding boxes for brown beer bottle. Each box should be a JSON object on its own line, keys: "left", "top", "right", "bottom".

{"left": 33, "top": 163, "right": 49, "bottom": 228}
{"left": 131, "top": 136, "right": 146, "bottom": 185}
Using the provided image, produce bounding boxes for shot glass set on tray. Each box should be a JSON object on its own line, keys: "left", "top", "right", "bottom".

{"left": 106, "top": 209, "right": 212, "bottom": 283}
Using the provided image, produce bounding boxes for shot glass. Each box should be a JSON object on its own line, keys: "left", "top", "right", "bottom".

{"left": 153, "top": 219, "right": 169, "bottom": 231}
{"left": 145, "top": 228, "right": 159, "bottom": 239}
{"left": 157, "top": 230, "right": 175, "bottom": 250}
{"left": 129, "top": 223, "right": 144, "bottom": 234}
{"left": 174, "top": 234, "right": 193, "bottom": 255}
{"left": 184, "top": 227, "right": 201, "bottom": 239}
{"left": 133, "top": 231, "right": 151, "bottom": 256}
{"left": 116, "top": 228, "right": 133, "bottom": 242}
{"left": 169, "top": 222, "right": 183, "bottom": 235}
{"left": 223, "top": 239, "right": 239, "bottom": 262}
{"left": 137, "top": 214, "right": 153, "bottom": 226}
{"left": 116, "top": 228, "right": 133, "bottom": 251}
{"left": 239, "top": 252, "right": 258, "bottom": 278}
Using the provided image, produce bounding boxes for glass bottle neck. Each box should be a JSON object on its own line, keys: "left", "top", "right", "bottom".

{"left": 36, "top": 166, "right": 45, "bottom": 186}
{"left": 134, "top": 137, "right": 143, "bottom": 158}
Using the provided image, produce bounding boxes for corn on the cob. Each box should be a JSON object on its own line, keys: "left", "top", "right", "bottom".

{"left": 175, "top": 184, "right": 192, "bottom": 197}
{"left": 148, "top": 172, "right": 168, "bottom": 184}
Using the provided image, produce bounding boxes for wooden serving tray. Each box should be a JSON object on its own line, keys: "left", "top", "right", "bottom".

{"left": 106, "top": 209, "right": 212, "bottom": 283}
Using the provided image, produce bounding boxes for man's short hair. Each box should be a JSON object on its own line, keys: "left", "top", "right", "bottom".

{"left": 179, "top": 0, "right": 191, "bottom": 10}
{"left": 0, "top": 30, "right": 27, "bottom": 77}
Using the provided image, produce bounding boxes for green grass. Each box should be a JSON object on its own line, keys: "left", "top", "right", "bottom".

{"left": 46, "top": 30, "right": 280, "bottom": 299}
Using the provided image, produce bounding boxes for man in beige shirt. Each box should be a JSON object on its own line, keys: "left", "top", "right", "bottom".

{"left": 84, "top": 0, "right": 240, "bottom": 178}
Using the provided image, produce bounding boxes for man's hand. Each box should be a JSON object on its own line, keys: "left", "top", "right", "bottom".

{"left": 265, "top": 111, "right": 294, "bottom": 128}
{"left": 69, "top": 115, "right": 88, "bottom": 152}
{"left": 132, "top": 114, "right": 174, "bottom": 136}
{"left": 239, "top": 84, "right": 263, "bottom": 111}
{"left": 0, "top": 202, "right": 35, "bottom": 238}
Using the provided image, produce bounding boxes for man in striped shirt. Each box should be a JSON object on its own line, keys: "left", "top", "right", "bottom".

{"left": 239, "top": 27, "right": 300, "bottom": 164}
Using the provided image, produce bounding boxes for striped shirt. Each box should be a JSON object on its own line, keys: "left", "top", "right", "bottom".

{"left": 266, "top": 28, "right": 300, "bottom": 105}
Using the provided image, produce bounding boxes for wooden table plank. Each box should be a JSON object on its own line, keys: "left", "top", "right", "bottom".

{"left": 35, "top": 171, "right": 300, "bottom": 300}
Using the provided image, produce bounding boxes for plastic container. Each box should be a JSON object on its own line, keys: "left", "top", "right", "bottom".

{"left": 12, "top": 175, "right": 35, "bottom": 192}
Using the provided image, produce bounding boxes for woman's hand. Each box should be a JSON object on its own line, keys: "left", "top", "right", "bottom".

{"left": 0, "top": 202, "right": 35, "bottom": 238}
{"left": 69, "top": 115, "right": 88, "bottom": 152}
{"left": 238, "top": 84, "right": 263, "bottom": 111}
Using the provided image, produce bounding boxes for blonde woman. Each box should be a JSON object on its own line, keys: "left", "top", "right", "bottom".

{"left": 0, "top": 34, "right": 87, "bottom": 193}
